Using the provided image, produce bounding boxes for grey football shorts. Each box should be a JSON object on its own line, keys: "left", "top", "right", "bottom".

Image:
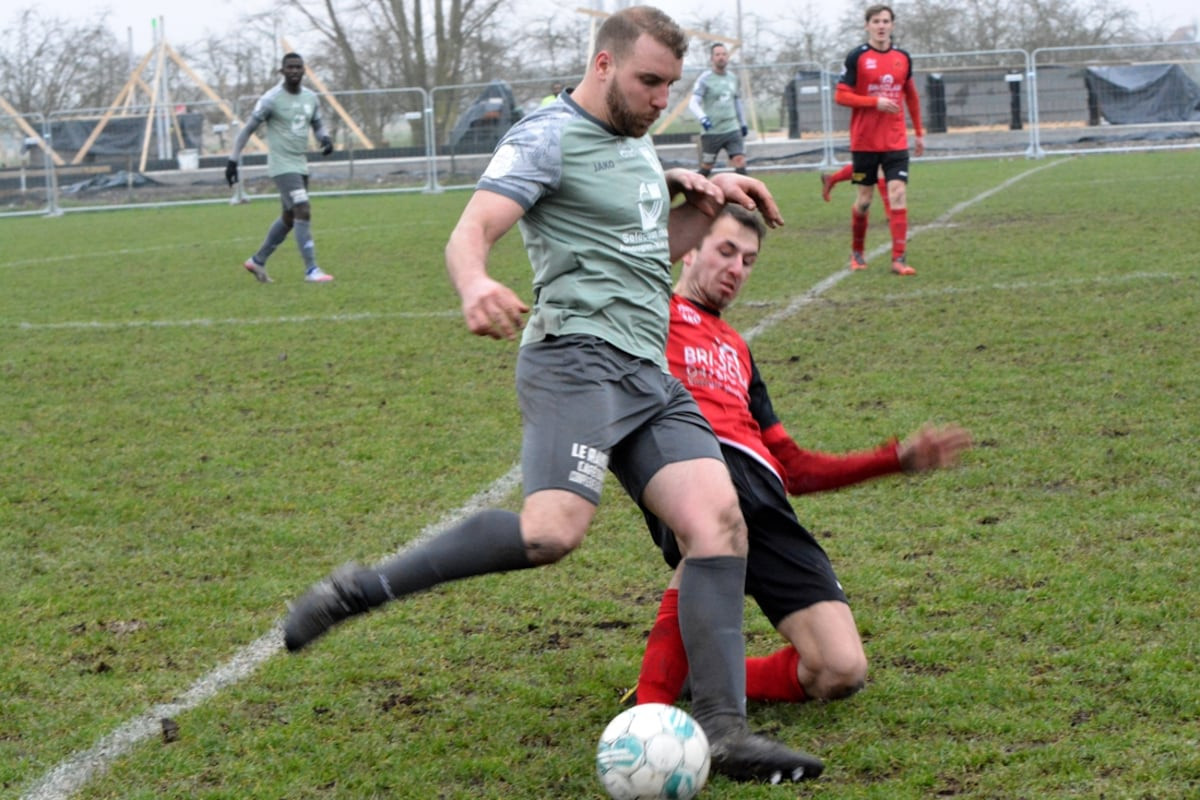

{"left": 516, "top": 334, "right": 723, "bottom": 506}
{"left": 273, "top": 172, "right": 310, "bottom": 211}
{"left": 699, "top": 130, "right": 746, "bottom": 164}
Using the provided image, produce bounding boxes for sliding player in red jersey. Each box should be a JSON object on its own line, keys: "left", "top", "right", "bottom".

{"left": 629, "top": 204, "right": 970, "bottom": 709}
{"left": 835, "top": 4, "right": 924, "bottom": 275}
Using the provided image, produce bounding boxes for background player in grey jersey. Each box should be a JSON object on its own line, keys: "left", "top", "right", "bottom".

{"left": 689, "top": 43, "right": 748, "bottom": 176}
{"left": 282, "top": 5, "right": 824, "bottom": 785}
{"left": 225, "top": 53, "right": 335, "bottom": 284}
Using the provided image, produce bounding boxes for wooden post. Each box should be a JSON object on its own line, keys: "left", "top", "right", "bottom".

{"left": 0, "top": 95, "right": 65, "bottom": 166}
{"left": 70, "top": 47, "right": 155, "bottom": 165}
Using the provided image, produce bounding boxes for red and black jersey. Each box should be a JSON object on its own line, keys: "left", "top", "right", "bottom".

{"left": 668, "top": 294, "right": 902, "bottom": 495}
{"left": 836, "top": 43, "right": 923, "bottom": 152}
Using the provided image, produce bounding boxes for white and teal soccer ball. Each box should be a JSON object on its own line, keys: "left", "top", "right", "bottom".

{"left": 596, "top": 703, "right": 710, "bottom": 800}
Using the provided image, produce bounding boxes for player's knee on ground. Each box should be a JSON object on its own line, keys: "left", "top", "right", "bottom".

{"left": 805, "top": 650, "right": 868, "bottom": 701}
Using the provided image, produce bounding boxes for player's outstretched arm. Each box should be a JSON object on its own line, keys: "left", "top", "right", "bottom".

{"left": 445, "top": 190, "right": 529, "bottom": 341}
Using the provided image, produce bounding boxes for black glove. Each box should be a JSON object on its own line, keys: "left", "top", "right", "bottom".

{"left": 224, "top": 160, "right": 239, "bottom": 186}
{"left": 320, "top": 136, "right": 333, "bottom": 156}
{"left": 741, "top": 125, "right": 748, "bottom": 137}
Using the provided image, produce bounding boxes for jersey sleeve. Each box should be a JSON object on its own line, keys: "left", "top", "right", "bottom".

{"left": 904, "top": 79, "right": 924, "bottom": 136}
{"left": 762, "top": 423, "right": 902, "bottom": 495}
{"left": 689, "top": 73, "right": 709, "bottom": 121}
{"left": 475, "top": 108, "right": 566, "bottom": 211}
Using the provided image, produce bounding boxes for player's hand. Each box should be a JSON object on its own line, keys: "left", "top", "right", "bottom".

{"left": 700, "top": 116, "right": 713, "bottom": 131}
{"left": 898, "top": 423, "right": 972, "bottom": 473}
{"left": 320, "top": 136, "right": 334, "bottom": 156}
{"left": 913, "top": 134, "right": 926, "bottom": 157}
{"left": 710, "top": 172, "right": 784, "bottom": 228}
{"left": 740, "top": 125, "right": 748, "bottom": 137}
{"left": 876, "top": 97, "right": 901, "bottom": 113}
{"left": 224, "top": 160, "right": 239, "bottom": 186}
{"left": 666, "top": 168, "right": 724, "bottom": 218}
{"left": 459, "top": 276, "right": 530, "bottom": 341}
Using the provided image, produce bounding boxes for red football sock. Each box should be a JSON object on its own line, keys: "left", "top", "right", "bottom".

{"left": 746, "top": 646, "right": 806, "bottom": 703}
{"left": 878, "top": 182, "right": 892, "bottom": 216}
{"left": 889, "top": 208, "right": 908, "bottom": 260}
{"left": 832, "top": 163, "right": 853, "bottom": 184}
{"left": 635, "top": 589, "right": 689, "bottom": 705}
{"left": 851, "top": 207, "right": 869, "bottom": 253}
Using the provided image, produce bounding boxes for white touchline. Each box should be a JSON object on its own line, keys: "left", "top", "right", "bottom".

{"left": 19, "top": 158, "right": 1071, "bottom": 800}
{"left": 16, "top": 310, "right": 459, "bottom": 331}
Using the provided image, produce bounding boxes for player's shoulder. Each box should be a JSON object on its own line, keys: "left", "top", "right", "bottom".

{"left": 257, "top": 83, "right": 285, "bottom": 104}
{"left": 890, "top": 45, "right": 915, "bottom": 61}
{"left": 846, "top": 43, "right": 872, "bottom": 59}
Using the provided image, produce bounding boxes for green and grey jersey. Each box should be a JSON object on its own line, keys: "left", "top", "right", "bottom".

{"left": 234, "top": 83, "right": 327, "bottom": 177}
{"left": 476, "top": 93, "right": 673, "bottom": 370}
{"left": 688, "top": 70, "right": 745, "bottom": 134}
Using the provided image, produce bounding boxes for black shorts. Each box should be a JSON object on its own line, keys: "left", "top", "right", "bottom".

{"left": 851, "top": 150, "right": 909, "bottom": 186}
{"left": 647, "top": 445, "right": 848, "bottom": 627}
{"left": 516, "top": 334, "right": 722, "bottom": 506}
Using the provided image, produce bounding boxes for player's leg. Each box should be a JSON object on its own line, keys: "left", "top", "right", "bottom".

{"left": 848, "top": 152, "right": 878, "bottom": 271}
{"left": 772, "top": 601, "right": 867, "bottom": 700}
{"left": 282, "top": 337, "right": 613, "bottom": 651}
{"left": 244, "top": 179, "right": 297, "bottom": 282}
{"left": 820, "top": 163, "right": 853, "bottom": 202}
{"left": 624, "top": 420, "right": 823, "bottom": 781}
{"left": 882, "top": 151, "right": 914, "bottom": 275}
{"left": 697, "top": 133, "right": 717, "bottom": 177}
{"left": 726, "top": 132, "right": 748, "bottom": 176}
{"left": 283, "top": 176, "right": 332, "bottom": 282}
{"left": 876, "top": 166, "right": 892, "bottom": 216}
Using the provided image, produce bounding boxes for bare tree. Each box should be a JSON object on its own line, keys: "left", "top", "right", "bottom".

{"left": 271, "top": 0, "right": 512, "bottom": 142}
{"left": 0, "top": 8, "right": 126, "bottom": 115}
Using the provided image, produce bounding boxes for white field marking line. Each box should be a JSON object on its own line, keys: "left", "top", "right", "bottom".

{"left": 0, "top": 222, "right": 427, "bottom": 270}
{"left": 19, "top": 470, "right": 521, "bottom": 800}
{"left": 20, "top": 158, "right": 1066, "bottom": 800}
{"left": 743, "top": 158, "right": 1069, "bottom": 342}
{"left": 15, "top": 310, "right": 459, "bottom": 332}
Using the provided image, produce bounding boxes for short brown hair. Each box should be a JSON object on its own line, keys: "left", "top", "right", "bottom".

{"left": 717, "top": 203, "right": 767, "bottom": 246}
{"left": 594, "top": 6, "right": 688, "bottom": 62}
{"left": 864, "top": 4, "right": 894, "bottom": 22}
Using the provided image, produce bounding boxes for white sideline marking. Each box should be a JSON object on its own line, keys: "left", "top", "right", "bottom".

{"left": 15, "top": 310, "right": 458, "bottom": 332}
{"left": 19, "top": 159, "right": 1068, "bottom": 800}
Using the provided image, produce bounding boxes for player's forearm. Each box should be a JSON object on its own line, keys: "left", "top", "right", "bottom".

{"left": 763, "top": 423, "right": 901, "bottom": 494}
{"left": 834, "top": 84, "right": 879, "bottom": 110}
{"left": 229, "top": 118, "right": 258, "bottom": 161}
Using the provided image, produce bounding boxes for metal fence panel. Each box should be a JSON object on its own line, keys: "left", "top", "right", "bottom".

{"left": 0, "top": 112, "right": 55, "bottom": 218}
{"left": 232, "top": 87, "right": 432, "bottom": 203}
{"left": 8, "top": 40, "right": 1200, "bottom": 218}
{"left": 1032, "top": 42, "right": 1200, "bottom": 155}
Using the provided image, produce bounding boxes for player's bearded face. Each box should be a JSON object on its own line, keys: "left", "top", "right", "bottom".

{"left": 605, "top": 77, "right": 660, "bottom": 138}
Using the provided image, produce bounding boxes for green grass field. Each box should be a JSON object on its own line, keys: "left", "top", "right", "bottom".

{"left": 3, "top": 152, "right": 1198, "bottom": 799}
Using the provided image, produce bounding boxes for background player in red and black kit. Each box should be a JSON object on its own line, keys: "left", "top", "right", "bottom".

{"left": 836, "top": 4, "right": 924, "bottom": 276}
{"left": 630, "top": 204, "right": 970, "bottom": 708}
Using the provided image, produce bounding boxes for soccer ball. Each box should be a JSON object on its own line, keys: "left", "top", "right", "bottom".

{"left": 596, "top": 703, "right": 710, "bottom": 800}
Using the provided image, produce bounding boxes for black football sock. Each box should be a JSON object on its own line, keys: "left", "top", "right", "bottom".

{"left": 677, "top": 555, "right": 748, "bottom": 736}
{"left": 358, "top": 509, "right": 532, "bottom": 606}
